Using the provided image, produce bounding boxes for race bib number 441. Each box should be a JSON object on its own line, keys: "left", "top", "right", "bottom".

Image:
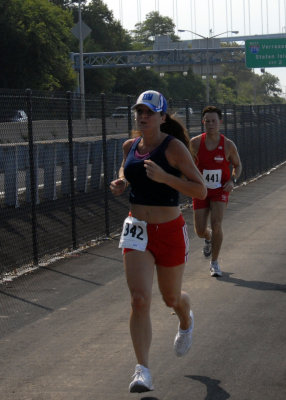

{"left": 203, "top": 169, "right": 222, "bottom": 189}
{"left": 119, "top": 216, "right": 148, "bottom": 251}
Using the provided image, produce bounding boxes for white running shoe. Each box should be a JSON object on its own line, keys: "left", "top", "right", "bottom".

{"left": 210, "top": 261, "right": 223, "bottom": 277}
{"left": 203, "top": 239, "right": 212, "bottom": 257}
{"left": 129, "top": 364, "right": 154, "bottom": 393}
{"left": 174, "top": 310, "right": 194, "bottom": 357}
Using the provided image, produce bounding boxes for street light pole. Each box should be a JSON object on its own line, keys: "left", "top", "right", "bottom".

{"left": 206, "top": 37, "right": 210, "bottom": 103}
{"left": 178, "top": 29, "right": 239, "bottom": 103}
{"left": 78, "top": 0, "right": 85, "bottom": 119}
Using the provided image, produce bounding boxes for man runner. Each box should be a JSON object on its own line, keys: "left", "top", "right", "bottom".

{"left": 190, "top": 106, "right": 242, "bottom": 277}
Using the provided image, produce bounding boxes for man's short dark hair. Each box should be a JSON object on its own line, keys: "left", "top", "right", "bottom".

{"left": 202, "top": 106, "right": 222, "bottom": 120}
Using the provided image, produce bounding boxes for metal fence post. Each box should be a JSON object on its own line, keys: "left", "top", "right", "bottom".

{"left": 66, "top": 91, "right": 77, "bottom": 250}
{"left": 101, "top": 92, "right": 110, "bottom": 237}
{"left": 26, "top": 88, "right": 38, "bottom": 266}
{"left": 233, "top": 104, "right": 238, "bottom": 142}
{"left": 168, "top": 98, "right": 174, "bottom": 116}
{"left": 127, "top": 95, "right": 132, "bottom": 138}
{"left": 185, "top": 99, "right": 190, "bottom": 133}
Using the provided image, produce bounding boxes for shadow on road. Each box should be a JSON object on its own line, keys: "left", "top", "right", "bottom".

{"left": 40, "top": 265, "right": 104, "bottom": 286}
{"left": 0, "top": 289, "right": 53, "bottom": 311}
{"left": 186, "top": 375, "right": 230, "bottom": 400}
{"left": 140, "top": 397, "right": 159, "bottom": 400}
{"left": 219, "top": 272, "right": 286, "bottom": 293}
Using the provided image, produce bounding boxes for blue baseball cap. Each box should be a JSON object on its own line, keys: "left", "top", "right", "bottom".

{"left": 132, "top": 90, "right": 167, "bottom": 113}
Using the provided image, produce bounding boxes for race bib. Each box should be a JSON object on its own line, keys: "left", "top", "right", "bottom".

{"left": 203, "top": 169, "right": 222, "bottom": 189}
{"left": 119, "top": 216, "right": 148, "bottom": 252}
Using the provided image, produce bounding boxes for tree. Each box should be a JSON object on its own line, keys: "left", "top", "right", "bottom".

{"left": 112, "top": 68, "right": 168, "bottom": 96}
{"left": 75, "top": 0, "right": 132, "bottom": 52}
{"left": 260, "top": 72, "right": 282, "bottom": 98}
{"left": 217, "top": 57, "right": 285, "bottom": 104}
{"left": 214, "top": 82, "right": 238, "bottom": 104}
{"left": 69, "top": 0, "right": 133, "bottom": 94}
{"left": 0, "top": 0, "right": 76, "bottom": 90}
{"left": 164, "top": 70, "right": 205, "bottom": 102}
{"left": 131, "top": 11, "right": 179, "bottom": 47}
{"left": 49, "top": 0, "right": 72, "bottom": 8}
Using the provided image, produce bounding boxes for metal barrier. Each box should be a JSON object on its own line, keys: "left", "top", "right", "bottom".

{"left": 0, "top": 89, "right": 285, "bottom": 276}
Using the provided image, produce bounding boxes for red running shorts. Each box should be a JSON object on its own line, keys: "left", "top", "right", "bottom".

{"left": 192, "top": 188, "right": 229, "bottom": 210}
{"left": 123, "top": 214, "right": 189, "bottom": 267}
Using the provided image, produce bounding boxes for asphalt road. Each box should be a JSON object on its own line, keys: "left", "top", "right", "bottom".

{"left": 0, "top": 163, "right": 286, "bottom": 400}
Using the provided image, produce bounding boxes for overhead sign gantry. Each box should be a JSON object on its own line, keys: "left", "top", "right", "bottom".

{"left": 70, "top": 47, "right": 244, "bottom": 70}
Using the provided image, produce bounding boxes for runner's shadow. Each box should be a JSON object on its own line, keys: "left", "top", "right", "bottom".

{"left": 185, "top": 375, "right": 230, "bottom": 400}
{"left": 219, "top": 272, "right": 286, "bottom": 293}
{"left": 140, "top": 397, "right": 159, "bottom": 400}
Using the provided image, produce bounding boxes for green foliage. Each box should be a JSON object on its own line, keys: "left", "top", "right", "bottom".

{"left": 0, "top": 0, "right": 284, "bottom": 104}
{"left": 49, "top": 0, "right": 72, "bottom": 8}
{"left": 80, "top": 0, "right": 132, "bottom": 52}
{"left": 112, "top": 68, "right": 168, "bottom": 96}
{"left": 260, "top": 72, "right": 282, "bottom": 97}
{"left": 164, "top": 70, "right": 205, "bottom": 102}
{"left": 213, "top": 82, "right": 238, "bottom": 104}
{"left": 216, "top": 60, "right": 285, "bottom": 104}
{"left": 131, "top": 11, "right": 179, "bottom": 47}
{"left": 0, "top": 0, "right": 76, "bottom": 90}
{"left": 70, "top": 0, "right": 133, "bottom": 94}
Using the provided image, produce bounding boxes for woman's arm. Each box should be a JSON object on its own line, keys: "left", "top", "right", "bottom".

{"left": 144, "top": 139, "right": 207, "bottom": 200}
{"left": 109, "top": 139, "right": 133, "bottom": 196}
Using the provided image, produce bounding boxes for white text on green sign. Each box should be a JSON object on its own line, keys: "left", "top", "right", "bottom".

{"left": 245, "top": 38, "right": 286, "bottom": 68}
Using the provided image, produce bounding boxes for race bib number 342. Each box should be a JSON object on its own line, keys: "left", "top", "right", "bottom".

{"left": 119, "top": 216, "right": 148, "bottom": 251}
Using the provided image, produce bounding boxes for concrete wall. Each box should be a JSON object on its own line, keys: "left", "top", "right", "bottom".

{"left": 0, "top": 137, "right": 127, "bottom": 207}
{"left": 0, "top": 118, "right": 131, "bottom": 143}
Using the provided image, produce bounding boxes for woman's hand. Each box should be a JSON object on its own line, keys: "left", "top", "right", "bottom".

{"left": 144, "top": 159, "right": 168, "bottom": 183}
{"left": 110, "top": 178, "right": 127, "bottom": 196}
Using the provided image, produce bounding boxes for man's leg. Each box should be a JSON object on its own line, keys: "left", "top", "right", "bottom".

{"left": 208, "top": 201, "right": 227, "bottom": 276}
{"left": 193, "top": 208, "right": 211, "bottom": 241}
{"left": 193, "top": 207, "right": 212, "bottom": 256}
{"left": 209, "top": 201, "right": 226, "bottom": 262}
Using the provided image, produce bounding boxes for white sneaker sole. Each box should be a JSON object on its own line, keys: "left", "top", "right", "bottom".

{"left": 210, "top": 270, "right": 222, "bottom": 277}
{"left": 129, "top": 382, "right": 154, "bottom": 393}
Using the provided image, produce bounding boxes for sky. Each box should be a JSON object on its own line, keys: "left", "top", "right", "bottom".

{"left": 100, "top": 0, "right": 286, "bottom": 96}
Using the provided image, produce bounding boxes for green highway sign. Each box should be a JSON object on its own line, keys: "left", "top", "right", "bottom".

{"left": 245, "top": 38, "right": 286, "bottom": 68}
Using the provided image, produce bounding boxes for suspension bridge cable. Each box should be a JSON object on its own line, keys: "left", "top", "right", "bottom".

{"left": 212, "top": 0, "right": 215, "bottom": 34}
{"left": 243, "top": 0, "right": 246, "bottom": 34}
{"left": 261, "top": 0, "right": 264, "bottom": 34}
{"left": 230, "top": 0, "right": 233, "bottom": 33}
{"left": 248, "top": 0, "right": 251, "bottom": 35}
{"left": 225, "top": 0, "right": 229, "bottom": 33}
{"left": 266, "top": 0, "right": 269, "bottom": 33}
{"left": 137, "top": 0, "right": 141, "bottom": 23}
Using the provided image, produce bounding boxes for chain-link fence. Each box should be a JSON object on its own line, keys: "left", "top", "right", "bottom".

{"left": 0, "top": 89, "right": 285, "bottom": 276}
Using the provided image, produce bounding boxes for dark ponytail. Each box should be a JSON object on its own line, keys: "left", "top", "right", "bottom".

{"left": 160, "top": 113, "right": 190, "bottom": 149}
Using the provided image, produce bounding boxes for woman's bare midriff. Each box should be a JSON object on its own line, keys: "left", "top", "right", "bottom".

{"left": 129, "top": 204, "right": 181, "bottom": 224}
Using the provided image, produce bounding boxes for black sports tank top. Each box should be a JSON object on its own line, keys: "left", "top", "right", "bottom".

{"left": 124, "top": 135, "right": 181, "bottom": 206}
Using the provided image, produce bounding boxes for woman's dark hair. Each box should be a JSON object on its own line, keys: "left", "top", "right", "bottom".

{"left": 131, "top": 113, "right": 190, "bottom": 149}
{"left": 160, "top": 113, "right": 190, "bottom": 149}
